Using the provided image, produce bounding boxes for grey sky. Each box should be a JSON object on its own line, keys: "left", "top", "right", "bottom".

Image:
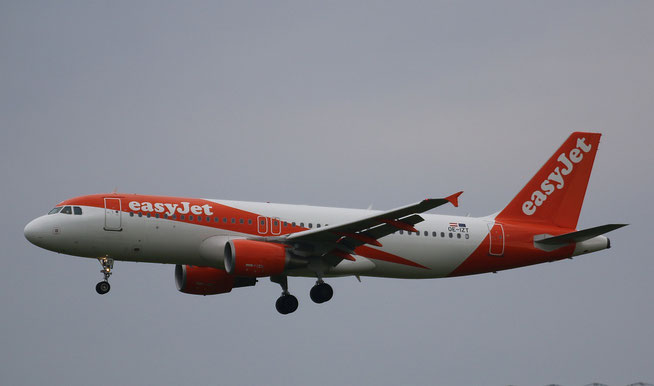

{"left": 1, "top": 1, "right": 652, "bottom": 385}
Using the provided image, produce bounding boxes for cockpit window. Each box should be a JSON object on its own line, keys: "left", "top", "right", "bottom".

{"left": 48, "top": 207, "right": 62, "bottom": 215}
{"left": 73, "top": 206, "right": 82, "bottom": 215}
{"left": 60, "top": 206, "right": 72, "bottom": 214}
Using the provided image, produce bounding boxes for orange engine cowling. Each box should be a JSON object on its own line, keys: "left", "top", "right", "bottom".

{"left": 175, "top": 265, "right": 256, "bottom": 295}
{"left": 224, "top": 239, "right": 294, "bottom": 277}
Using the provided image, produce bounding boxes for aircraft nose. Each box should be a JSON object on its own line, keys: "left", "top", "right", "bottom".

{"left": 24, "top": 218, "right": 44, "bottom": 245}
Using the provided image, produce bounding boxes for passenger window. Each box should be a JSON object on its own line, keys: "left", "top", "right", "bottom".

{"left": 147, "top": 213, "right": 151, "bottom": 218}
{"left": 283, "top": 222, "right": 287, "bottom": 227}
{"left": 248, "top": 219, "right": 252, "bottom": 225}
{"left": 274, "top": 220, "right": 279, "bottom": 226}
{"left": 292, "top": 222, "right": 296, "bottom": 227}
{"left": 61, "top": 206, "right": 72, "bottom": 214}
{"left": 449, "top": 233, "right": 453, "bottom": 238}
{"left": 214, "top": 217, "right": 219, "bottom": 222}
{"left": 48, "top": 207, "right": 62, "bottom": 215}
{"left": 223, "top": 218, "right": 227, "bottom": 223}
{"left": 172, "top": 215, "right": 177, "bottom": 220}
{"left": 138, "top": 213, "right": 143, "bottom": 218}
{"left": 316, "top": 224, "right": 321, "bottom": 228}
{"left": 441, "top": 232, "right": 445, "bottom": 238}
{"left": 424, "top": 231, "right": 428, "bottom": 236}
{"left": 416, "top": 231, "right": 420, "bottom": 236}
{"left": 189, "top": 215, "right": 193, "bottom": 221}
{"left": 164, "top": 214, "right": 169, "bottom": 219}
{"left": 399, "top": 230, "right": 404, "bottom": 235}
{"left": 155, "top": 213, "right": 160, "bottom": 218}
{"left": 300, "top": 222, "right": 304, "bottom": 227}
{"left": 457, "top": 233, "right": 461, "bottom": 239}
{"left": 130, "top": 212, "right": 134, "bottom": 217}
{"left": 180, "top": 215, "right": 185, "bottom": 220}
{"left": 432, "top": 231, "right": 436, "bottom": 237}
{"left": 308, "top": 223, "right": 313, "bottom": 228}
{"left": 73, "top": 207, "right": 82, "bottom": 215}
{"left": 239, "top": 219, "right": 244, "bottom": 224}
{"left": 231, "top": 218, "right": 235, "bottom": 223}
{"left": 465, "top": 234, "right": 469, "bottom": 239}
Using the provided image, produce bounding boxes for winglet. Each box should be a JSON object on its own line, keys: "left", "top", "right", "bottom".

{"left": 445, "top": 191, "right": 463, "bottom": 208}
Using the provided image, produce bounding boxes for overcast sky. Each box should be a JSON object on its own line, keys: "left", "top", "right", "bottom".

{"left": 1, "top": 1, "right": 653, "bottom": 385}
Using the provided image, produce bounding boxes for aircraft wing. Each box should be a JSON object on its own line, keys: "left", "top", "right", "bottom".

{"left": 274, "top": 191, "right": 463, "bottom": 261}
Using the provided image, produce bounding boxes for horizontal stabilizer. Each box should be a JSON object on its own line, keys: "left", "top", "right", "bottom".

{"left": 535, "top": 224, "right": 628, "bottom": 246}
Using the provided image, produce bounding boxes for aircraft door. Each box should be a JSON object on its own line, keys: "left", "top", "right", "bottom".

{"left": 271, "top": 217, "right": 282, "bottom": 235}
{"left": 104, "top": 198, "right": 122, "bottom": 231}
{"left": 487, "top": 223, "right": 504, "bottom": 256}
{"left": 257, "top": 216, "right": 268, "bottom": 234}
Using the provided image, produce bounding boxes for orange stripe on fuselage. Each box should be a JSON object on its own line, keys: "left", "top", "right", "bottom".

{"left": 58, "top": 193, "right": 304, "bottom": 236}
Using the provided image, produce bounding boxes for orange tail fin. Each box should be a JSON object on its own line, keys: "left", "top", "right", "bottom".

{"left": 496, "top": 132, "right": 602, "bottom": 229}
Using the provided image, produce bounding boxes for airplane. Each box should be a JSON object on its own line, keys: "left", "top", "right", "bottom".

{"left": 24, "top": 132, "right": 626, "bottom": 314}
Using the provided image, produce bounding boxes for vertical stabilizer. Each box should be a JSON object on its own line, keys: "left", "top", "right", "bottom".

{"left": 496, "top": 132, "right": 601, "bottom": 229}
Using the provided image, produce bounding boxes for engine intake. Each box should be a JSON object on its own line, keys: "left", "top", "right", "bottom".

{"left": 224, "top": 239, "right": 306, "bottom": 277}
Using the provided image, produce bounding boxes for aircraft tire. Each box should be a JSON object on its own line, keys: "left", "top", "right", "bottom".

{"left": 275, "top": 294, "right": 298, "bottom": 314}
{"left": 310, "top": 283, "right": 333, "bottom": 304}
{"left": 95, "top": 281, "right": 110, "bottom": 295}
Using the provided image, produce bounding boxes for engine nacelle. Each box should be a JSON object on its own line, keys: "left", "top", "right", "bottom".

{"left": 198, "top": 235, "right": 232, "bottom": 267}
{"left": 224, "top": 239, "right": 304, "bottom": 277}
{"left": 175, "top": 264, "right": 255, "bottom": 295}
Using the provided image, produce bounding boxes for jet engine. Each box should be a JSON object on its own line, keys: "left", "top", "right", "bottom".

{"left": 224, "top": 239, "right": 306, "bottom": 277}
{"left": 175, "top": 264, "right": 255, "bottom": 295}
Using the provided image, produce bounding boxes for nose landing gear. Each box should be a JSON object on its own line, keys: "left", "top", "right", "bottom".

{"left": 95, "top": 257, "right": 114, "bottom": 295}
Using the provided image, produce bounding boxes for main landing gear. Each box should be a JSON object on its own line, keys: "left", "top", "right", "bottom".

{"left": 310, "top": 280, "right": 333, "bottom": 304}
{"left": 271, "top": 276, "right": 335, "bottom": 314}
{"left": 271, "top": 275, "right": 298, "bottom": 315}
{"left": 95, "top": 256, "right": 114, "bottom": 295}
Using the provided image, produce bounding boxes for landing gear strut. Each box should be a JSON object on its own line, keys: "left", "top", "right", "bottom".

{"left": 310, "top": 280, "right": 333, "bottom": 304}
{"left": 271, "top": 275, "right": 298, "bottom": 315}
{"left": 95, "top": 256, "right": 113, "bottom": 295}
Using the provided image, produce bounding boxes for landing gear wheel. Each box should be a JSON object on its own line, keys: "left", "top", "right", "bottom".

{"left": 310, "top": 282, "right": 333, "bottom": 304}
{"left": 275, "top": 294, "right": 299, "bottom": 315}
{"left": 95, "top": 256, "right": 114, "bottom": 295}
{"left": 96, "top": 281, "right": 110, "bottom": 295}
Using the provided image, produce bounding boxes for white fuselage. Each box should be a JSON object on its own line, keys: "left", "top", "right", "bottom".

{"left": 25, "top": 199, "right": 489, "bottom": 279}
